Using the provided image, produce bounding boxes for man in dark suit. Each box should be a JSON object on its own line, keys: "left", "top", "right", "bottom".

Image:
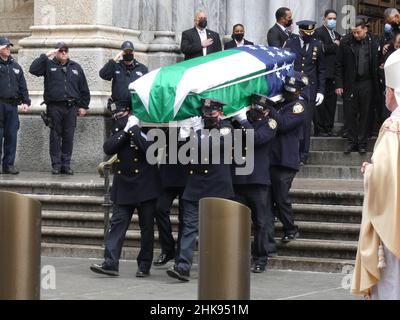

{"left": 267, "top": 7, "right": 293, "bottom": 48}
{"left": 224, "top": 24, "right": 254, "bottom": 49}
{"left": 335, "top": 17, "right": 380, "bottom": 154}
{"left": 284, "top": 21, "right": 326, "bottom": 165}
{"left": 314, "top": 10, "right": 342, "bottom": 137}
{"left": 180, "top": 10, "right": 222, "bottom": 60}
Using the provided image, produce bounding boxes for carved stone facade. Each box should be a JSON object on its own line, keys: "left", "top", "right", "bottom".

{"left": 0, "top": 0, "right": 358, "bottom": 172}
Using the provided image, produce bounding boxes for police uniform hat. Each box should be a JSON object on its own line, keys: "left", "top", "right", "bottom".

{"left": 297, "top": 20, "right": 317, "bottom": 35}
{"left": 201, "top": 98, "right": 226, "bottom": 113}
{"left": 55, "top": 42, "right": 68, "bottom": 50}
{"left": 251, "top": 93, "right": 275, "bottom": 111}
{"left": 284, "top": 72, "right": 309, "bottom": 93}
{"left": 121, "top": 41, "right": 135, "bottom": 51}
{"left": 0, "top": 37, "right": 14, "bottom": 47}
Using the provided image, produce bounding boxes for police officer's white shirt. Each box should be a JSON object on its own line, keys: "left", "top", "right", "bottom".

{"left": 235, "top": 39, "right": 245, "bottom": 47}
{"left": 299, "top": 37, "right": 310, "bottom": 52}
{"left": 197, "top": 27, "right": 208, "bottom": 56}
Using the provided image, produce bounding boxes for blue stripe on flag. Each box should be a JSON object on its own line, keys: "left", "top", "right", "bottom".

{"left": 234, "top": 45, "right": 295, "bottom": 96}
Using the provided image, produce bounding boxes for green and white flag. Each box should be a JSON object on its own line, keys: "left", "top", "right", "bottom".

{"left": 129, "top": 45, "right": 295, "bottom": 123}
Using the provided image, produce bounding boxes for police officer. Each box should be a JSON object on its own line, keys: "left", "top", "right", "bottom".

{"left": 166, "top": 99, "right": 234, "bottom": 282}
{"left": 99, "top": 41, "right": 148, "bottom": 118}
{"left": 153, "top": 127, "right": 187, "bottom": 267}
{"left": 284, "top": 21, "right": 326, "bottom": 165}
{"left": 268, "top": 73, "right": 307, "bottom": 242}
{"left": 232, "top": 94, "right": 277, "bottom": 273}
{"left": 29, "top": 42, "right": 90, "bottom": 175}
{"left": 0, "top": 37, "right": 30, "bottom": 174}
{"left": 90, "top": 113, "right": 160, "bottom": 277}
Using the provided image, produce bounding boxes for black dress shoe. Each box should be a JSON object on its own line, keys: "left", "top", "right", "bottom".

{"left": 166, "top": 266, "right": 190, "bottom": 282}
{"left": 3, "top": 166, "right": 19, "bottom": 175}
{"left": 61, "top": 167, "right": 74, "bottom": 175}
{"left": 268, "top": 252, "right": 278, "bottom": 258}
{"left": 281, "top": 231, "right": 299, "bottom": 243}
{"left": 252, "top": 264, "right": 266, "bottom": 273}
{"left": 90, "top": 263, "right": 119, "bottom": 276}
{"left": 153, "top": 253, "right": 175, "bottom": 266}
{"left": 52, "top": 168, "right": 61, "bottom": 175}
{"left": 136, "top": 269, "right": 150, "bottom": 278}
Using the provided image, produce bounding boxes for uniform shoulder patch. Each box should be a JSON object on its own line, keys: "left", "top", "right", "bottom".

{"left": 220, "top": 127, "right": 232, "bottom": 136}
{"left": 293, "top": 103, "right": 305, "bottom": 114}
{"left": 268, "top": 119, "right": 277, "bottom": 130}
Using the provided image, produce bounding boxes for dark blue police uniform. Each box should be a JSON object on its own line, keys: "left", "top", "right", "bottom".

{"left": 0, "top": 38, "right": 30, "bottom": 174}
{"left": 29, "top": 43, "right": 90, "bottom": 173}
{"left": 101, "top": 121, "right": 161, "bottom": 275}
{"left": 232, "top": 96, "right": 277, "bottom": 272}
{"left": 284, "top": 21, "right": 326, "bottom": 163}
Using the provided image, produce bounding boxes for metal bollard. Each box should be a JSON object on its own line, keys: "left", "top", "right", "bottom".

{"left": 0, "top": 191, "right": 41, "bottom": 300}
{"left": 198, "top": 198, "right": 251, "bottom": 300}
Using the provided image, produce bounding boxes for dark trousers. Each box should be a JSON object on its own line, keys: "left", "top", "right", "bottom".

{"left": 176, "top": 200, "right": 199, "bottom": 272}
{"left": 48, "top": 104, "right": 77, "bottom": 169}
{"left": 104, "top": 200, "right": 155, "bottom": 271}
{"left": 344, "top": 80, "right": 373, "bottom": 148}
{"left": 300, "top": 86, "right": 316, "bottom": 162}
{"left": 156, "top": 187, "right": 184, "bottom": 258}
{"left": 315, "top": 79, "right": 337, "bottom": 134}
{"left": 0, "top": 103, "right": 19, "bottom": 170}
{"left": 270, "top": 166, "right": 298, "bottom": 235}
{"left": 234, "top": 185, "right": 275, "bottom": 266}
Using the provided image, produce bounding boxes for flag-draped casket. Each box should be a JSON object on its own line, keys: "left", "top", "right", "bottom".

{"left": 129, "top": 45, "right": 295, "bottom": 123}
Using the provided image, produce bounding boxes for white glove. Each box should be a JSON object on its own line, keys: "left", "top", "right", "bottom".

{"left": 315, "top": 93, "right": 325, "bottom": 107}
{"left": 191, "top": 116, "right": 203, "bottom": 132}
{"left": 124, "top": 115, "right": 139, "bottom": 132}
{"left": 234, "top": 108, "right": 248, "bottom": 122}
{"left": 179, "top": 126, "right": 191, "bottom": 139}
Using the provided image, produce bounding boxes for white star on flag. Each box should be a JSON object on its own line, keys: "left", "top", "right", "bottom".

{"left": 277, "top": 52, "right": 285, "bottom": 57}
{"left": 284, "top": 51, "right": 292, "bottom": 56}
{"left": 273, "top": 63, "right": 279, "bottom": 70}
{"left": 268, "top": 51, "right": 276, "bottom": 57}
{"left": 260, "top": 46, "right": 268, "bottom": 51}
{"left": 248, "top": 46, "right": 257, "bottom": 50}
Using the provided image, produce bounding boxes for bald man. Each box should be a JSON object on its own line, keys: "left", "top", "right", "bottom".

{"left": 180, "top": 10, "right": 222, "bottom": 60}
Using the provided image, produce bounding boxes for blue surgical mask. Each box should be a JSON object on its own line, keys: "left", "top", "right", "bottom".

{"left": 384, "top": 23, "right": 393, "bottom": 34}
{"left": 327, "top": 19, "right": 337, "bottom": 30}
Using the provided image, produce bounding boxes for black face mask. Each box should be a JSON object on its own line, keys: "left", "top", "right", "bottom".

{"left": 198, "top": 18, "right": 208, "bottom": 29}
{"left": 247, "top": 109, "right": 265, "bottom": 122}
{"left": 286, "top": 19, "right": 293, "bottom": 28}
{"left": 233, "top": 33, "right": 244, "bottom": 42}
{"left": 301, "top": 34, "right": 313, "bottom": 43}
{"left": 115, "top": 114, "right": 129, "bottom": 129}
{"left": 203, "top": 116, "right": 219, "bottom": 130}
{"left": 391, "top": 22, "right": 400, "bottom": 31}
{"left": 123, "top": 53, "right": 134, "bottom": 62}
{"left": 283, "top": 91, "right": 298, "bottom": 103}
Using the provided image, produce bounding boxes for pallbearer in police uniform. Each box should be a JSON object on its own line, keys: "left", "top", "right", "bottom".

{"left": 268, "top": 73, "right": 307, "bottom": 242}
{"left": 231, "top": 94, "right": 278, "bottom": 273}
{"left": 166, "top": 99, "right": 234, "bottom": 282}
{"left": 284, "top": 21, "right": 326, "bottom": 165}
{"left": 90, "top": 113, "right": 160, "bottom": 278}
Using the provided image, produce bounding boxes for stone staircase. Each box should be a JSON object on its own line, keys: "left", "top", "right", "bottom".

{"left": 0, "top": 136, "right": 374, "bottom": 274}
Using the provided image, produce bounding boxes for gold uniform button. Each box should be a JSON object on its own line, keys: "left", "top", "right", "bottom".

{"left": 117, "top": 171, "right": 121, "bottom": 175}
{"left": 135, "top": 147, "right": 139, "bottom": 150}
{"left": 204, "top": 170, "right": 208, "bottom": 174}
{"left": 116, "top": 159, "right": 120, "bottom": 163}
{"left": 190, "top": 171, "right": 194, "bottom": 175}
{"left": 134, "top": 158, "right": 139, "bottom": 162}
{"left": 135, "top": 169, "right": 139, "bottom": 174}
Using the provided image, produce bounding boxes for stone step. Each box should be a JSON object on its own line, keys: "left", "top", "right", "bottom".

{"left": 28, "top": 194, "right": 104, "bottom": 212}
{"left": 41, "top": 227, "right": 357, "bottom": 260}
{"left": 308, "top": 151, "right": 372, "bottom": 166}
{"left": 310, "top": 137, "right": 376, "bottom": 152}
{"left": 293, "top": 204, "right": 362, "bottom": 224}
{"left": 41, "top": 243, "right": 354, "bottom": 274}
{"left": 42, "top": 211, "right": 360, "bottom": 241}
{"left": 297, "top": 165, "right": 362, "bottom": 180}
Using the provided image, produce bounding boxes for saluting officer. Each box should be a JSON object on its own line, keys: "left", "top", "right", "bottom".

{"left": 90, "top": 113, "right": 160, "bottom": 278}
{"left": 232, "top": 94, "right": 278, "bottom": 273}
{"left": 166, "top": 99, "right": 234, "bottom": 282}
{"left": 29, "top": 42, "right": 90, "bottom": 175}
{"left": 0, "top": 37, "right": 30, "bottom": 175}
{"left": 284, "top": 21, "right": 326, "bottom": 165}
{"left": 100, "top": 41, "right": 148, "bottom": 120}
{"left": 268, "top": 73, "right": 308, "bottom": 242}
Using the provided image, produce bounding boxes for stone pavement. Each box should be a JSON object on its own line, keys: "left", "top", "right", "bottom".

{"left": 41, "top": 257, "right": 361, "bottom": 300}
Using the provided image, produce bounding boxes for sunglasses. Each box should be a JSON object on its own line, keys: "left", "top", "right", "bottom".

{"left": 59, "top": 49, "right": 69, "bottom": 53}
